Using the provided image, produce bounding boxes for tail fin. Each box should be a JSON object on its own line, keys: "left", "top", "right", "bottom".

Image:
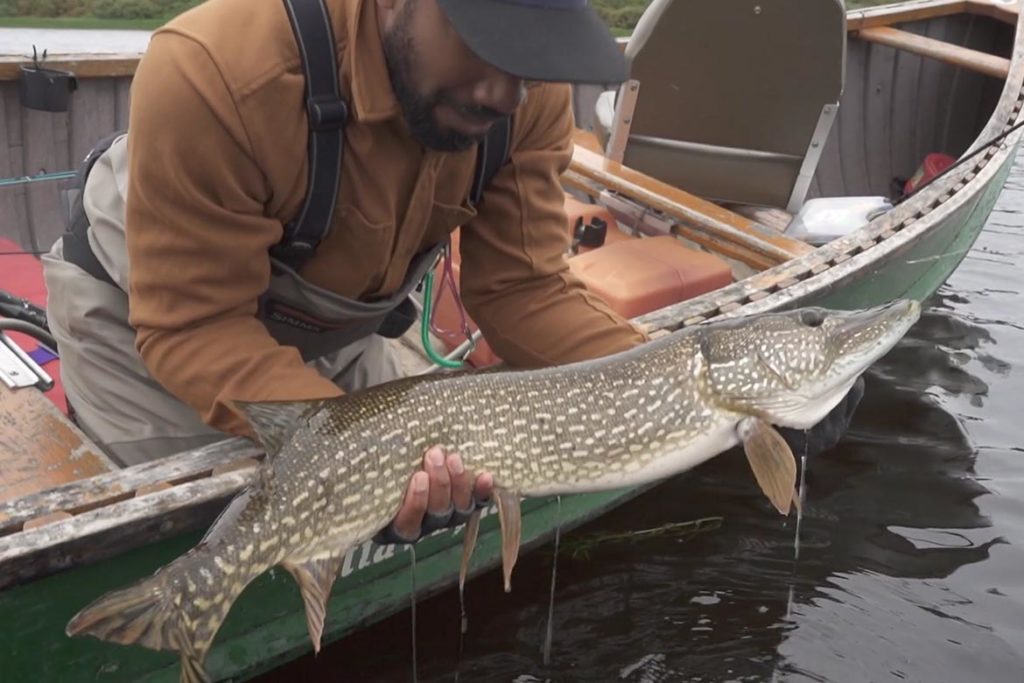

{"left": 67, "top": 544, "right": 263, "bottom": 682}
{"left": 66, "top": 571, "right": 179, "bottom": 651}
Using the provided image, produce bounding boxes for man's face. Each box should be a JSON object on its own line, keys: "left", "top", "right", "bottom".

{"left": 379, "top": 0, "right": 526, "bottom": 152}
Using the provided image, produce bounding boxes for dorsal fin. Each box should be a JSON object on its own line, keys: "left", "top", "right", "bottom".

{"left": 232, "top": 399, "right": 323, "bottom": 457}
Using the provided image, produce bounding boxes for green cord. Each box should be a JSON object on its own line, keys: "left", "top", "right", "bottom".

{"left": 421, "top": 271, "right": 464, "bottom": 368}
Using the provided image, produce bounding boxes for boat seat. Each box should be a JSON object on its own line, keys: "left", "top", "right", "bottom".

{"left": 594, "top": 0, "right": 846, "bottom": 214}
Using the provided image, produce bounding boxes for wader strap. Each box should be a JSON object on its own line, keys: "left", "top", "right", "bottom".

{"left": 376, "top": 296, "right": 418, "bottom": 339}
{"left": 470, "top": 116, "right": 513, "bottom": 207}
{"left": 62, "top": 130, "right": 126, "bottom": 289}
{"left": 273, "top": 0, "right": 349, "bottom": 271}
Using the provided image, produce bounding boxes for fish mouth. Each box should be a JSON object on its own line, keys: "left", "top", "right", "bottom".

{"left": 830, "top": 298, "right": 922, "bottom": 375}
{"left": 833, "top": 298, "right": 921, "bottom": 343}
{"left": 812, "top": 298, "right": 921, "bottom": 413}
{"left": 759, "top": 298, "right": 922, "bottom": 430}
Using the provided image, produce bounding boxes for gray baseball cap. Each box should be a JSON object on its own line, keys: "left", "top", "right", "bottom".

{"left": 437, "top": 0, "right": 628, "bottom": 85}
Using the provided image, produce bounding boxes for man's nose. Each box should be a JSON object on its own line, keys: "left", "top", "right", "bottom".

{"left": 472, "top": 66, "right": 526, "bottom": 117}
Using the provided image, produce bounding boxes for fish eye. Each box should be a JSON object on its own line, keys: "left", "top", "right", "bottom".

{"left": 799, "top": 309, "right": 826, "bottom": 327}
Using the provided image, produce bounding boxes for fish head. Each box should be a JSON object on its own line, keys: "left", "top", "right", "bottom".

{"left": 699, "top": 298, "right": 921, "bottom": 429}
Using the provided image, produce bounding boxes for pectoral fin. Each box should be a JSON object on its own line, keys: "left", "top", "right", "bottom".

{"left": 495, "top": 489, "right": 522, "bottom": 592}
{"left": 281, "top": 554, "right": 346, "bottom": 653}
{"left": 459, "top": 509, "right": 482, "bottom": 592}
{"left": 738, "top": 418, "right": 798, "bottom": 515}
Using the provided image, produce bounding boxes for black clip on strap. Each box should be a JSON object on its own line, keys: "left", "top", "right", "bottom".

{"left": 275, "top": 0, "right": 349, "bottom": 271}
{"left": 469, "top": 115, "right": 512, "bottom": 208}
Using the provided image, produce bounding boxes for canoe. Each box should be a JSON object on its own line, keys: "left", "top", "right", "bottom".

{"left": 1, "top": 1, "right": 1022, "bottom": 680}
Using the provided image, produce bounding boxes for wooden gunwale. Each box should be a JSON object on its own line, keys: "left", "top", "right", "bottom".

{"left": 0, "top": 53, "right": 140, "bottom": 81}
{"left": 0, "top": 1, "right": 1022, "bottom": 590}
{"left": 846, "top": 0, "right": 1018, "bottom": 30}
{"left": 967, "top": 0, "right": 1024, "bottom": 24}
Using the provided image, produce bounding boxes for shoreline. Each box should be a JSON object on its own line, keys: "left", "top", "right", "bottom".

{"left": 0, "top": 27, "right": 151, "bottom": 57}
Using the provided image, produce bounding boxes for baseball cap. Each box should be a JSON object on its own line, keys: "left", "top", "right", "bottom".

{"left": 436, "top": 0, "right": 628, "bottom": 85}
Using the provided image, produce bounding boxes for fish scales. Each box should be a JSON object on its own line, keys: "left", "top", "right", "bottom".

{"left": 322, "top": 340, "right": 708, "bottom": 503}
{"left": 65, "top": 300, "right": 921, "bottom": 683}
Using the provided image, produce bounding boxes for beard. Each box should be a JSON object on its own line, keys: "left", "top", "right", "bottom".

{"left": 380, "top": 3, "right": 489, "bottom": 152}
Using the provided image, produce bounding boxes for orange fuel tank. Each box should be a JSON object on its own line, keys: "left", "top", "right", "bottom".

{"left": 428, "top": 195, "right": 733, "bottom": 368}
{"left": 567, "top": 235, "right": 733, "bottom": 319}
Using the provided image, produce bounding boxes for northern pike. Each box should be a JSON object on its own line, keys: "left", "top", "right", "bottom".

{"left": 66, "top": 299, "right": 921, "bottom": 682}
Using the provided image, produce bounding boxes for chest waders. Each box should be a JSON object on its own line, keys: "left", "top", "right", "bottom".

{"left": 61, "top": 0, "right": 512, "bottom": 363}
{"left": 46, "top": 0, "right": 513, "bottom": 466}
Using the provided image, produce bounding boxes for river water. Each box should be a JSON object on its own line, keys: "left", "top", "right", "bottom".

{"left": 257, "top": 150, "right": 1024, "bottom": 683}
{"left": 0, "top": 28, "right": 151, "bottom": 56}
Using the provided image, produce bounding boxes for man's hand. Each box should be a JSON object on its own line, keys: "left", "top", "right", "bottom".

{"left": 374, "top": 446, "right": 494, "bottom": 545}
{"left": 776, "top": 375, "right": 865, "bottom": 457}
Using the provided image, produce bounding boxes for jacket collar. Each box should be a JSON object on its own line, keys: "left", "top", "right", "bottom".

{"left": 342, "top": 0, "right": 401, "bottom": 123}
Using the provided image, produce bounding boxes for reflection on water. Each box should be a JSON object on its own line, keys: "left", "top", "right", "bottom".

{"left": 257, "top": 158, "right": 1024, "bottom": 683}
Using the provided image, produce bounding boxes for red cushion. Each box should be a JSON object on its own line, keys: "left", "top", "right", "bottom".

{"left": 0, "top": 238, "right": 67, "bottom": 414}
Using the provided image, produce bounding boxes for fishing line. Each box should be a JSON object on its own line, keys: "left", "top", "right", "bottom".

{"left": 793, "top": 439, "right": 809, "bottom": 562}
{"left": 455, "top": 541, "right": 470, "bottom": 683}
{"left": 409, "top": 545, "right": 419, "bottom": 683}
{"left": 783, "top": 437, "right": 811, "bottom": 627}
{"left": 901, "top": 247, "right": 972, "bottom": 265}
{"left": 542, "top": 495, "right": 562, "bottom": 666}
{"left": 897, "top": 118, "right": 1024, "bottom": 205}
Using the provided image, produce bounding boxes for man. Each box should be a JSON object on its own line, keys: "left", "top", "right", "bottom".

{"left": 42, "top": 0, "right": 861, "bottom": 543}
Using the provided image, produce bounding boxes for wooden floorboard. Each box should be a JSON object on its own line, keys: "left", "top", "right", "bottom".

{"left": 0, "top": 382, "right": 113, "bottom": 506}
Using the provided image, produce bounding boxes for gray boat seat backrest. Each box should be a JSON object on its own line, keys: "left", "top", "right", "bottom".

{"left": 614, "top": 0, "right": 846, "bottom": 212}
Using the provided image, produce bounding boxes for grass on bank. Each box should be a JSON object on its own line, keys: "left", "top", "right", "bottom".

{"left": 0, "top": 1, "right": 900, "bottom": 33}
{"left": 0, "top": 14, "right": 170, "bottom": 29}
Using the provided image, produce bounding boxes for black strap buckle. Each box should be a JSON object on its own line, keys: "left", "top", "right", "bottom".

{"left": 307, "top": 95, "right": 348, "bottom": 132}
{"left": 271, "top": 237, "right": 316, "bottom": 269}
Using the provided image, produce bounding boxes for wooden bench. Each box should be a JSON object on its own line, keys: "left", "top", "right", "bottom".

{"left": 854, "top": 26, "right": 1012, "bottom": 79}
{"left": 566, "top": 144, "right": 814, "bottom": 271}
